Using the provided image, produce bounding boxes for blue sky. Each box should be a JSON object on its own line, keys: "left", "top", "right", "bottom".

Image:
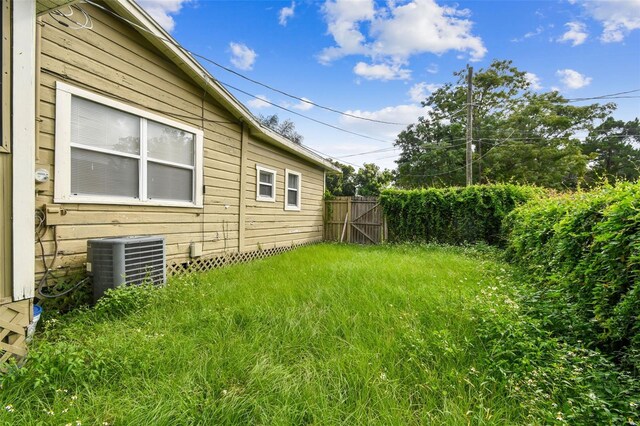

{"left": 139, "top": 0, "right": 640, "bottom": 170}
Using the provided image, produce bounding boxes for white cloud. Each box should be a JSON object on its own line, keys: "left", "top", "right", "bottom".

{"left": 353, "top": 62, "right": 411, "bottom": 81}
{"left": 248, "top": 95, "right": 272, "bottom": 109}
{"left": 558, "top": 21, "right": 588, "bottom": 46}
{"left": 318, "top": 0, "right": 486, "bottom": 67}
{"left": 318, "top": 0, "right": 375, "bottom": 64}
{"left": 340, "top": 103, "right": 431, "bottom": 140}
{"left": 580, "top": 0, "right": 640, "bottom": 42}
{"left": 292, "top": 98, "right": 314, "bottom": 111}
{"left": 556, "top": 69, "right": 592, "bottom": 89}
{"left": 408, "top": 82, "right": 441, "bottom": 102}
{"left": 525, "top": 72, "right": 543, "bottom": 91}
{"left": 512, "top": 26, "right": 544, "bottom": 42}
{"left": 426, "top": 63, "right": 439, "bottom": 74}
{"left": 279, "top": 2, "right": 296, "bottom": 26}
{"left": 138, "top": 0, "right": 192, "bottom": 32}
{"left": 229, "top": 42, "right": 257, "bottom": 70}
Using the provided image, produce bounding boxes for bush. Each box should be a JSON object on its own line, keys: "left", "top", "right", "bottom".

{"left": 504, "top": 182, "right": 640, "bottom": 369}
{"left": 473, "top": 269, "right": 640, "bottom": 424}
{"left": 381, "top": 184, "right": 542, "bottom": 245}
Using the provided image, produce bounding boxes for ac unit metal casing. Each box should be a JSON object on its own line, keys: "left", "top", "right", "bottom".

{"left": 87, "top": 235, "right": 166, "bottom": 302}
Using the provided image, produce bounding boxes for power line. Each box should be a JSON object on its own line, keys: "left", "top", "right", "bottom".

{"left": 72, "top": 1, "right": 640, "bottom": 169}
{"left": 221, "top": 81, "right": 397, "bottom": 145}
{"left": 188, "top": 51, "right": 412, "bottom": 126}
{"left": 566, "top": 89, "right": 640, "bottom": 102}
{"left": 337, "top": 147, "right": 398, "bottom": 159}
{"left": 83, "top": 0, "right": 410, "bottom": 126}
{"left": 400, "top": 131, "right": 516, "bottom": 179}
{"left": 78, "top": 1, "right": 405, "bottom": 147}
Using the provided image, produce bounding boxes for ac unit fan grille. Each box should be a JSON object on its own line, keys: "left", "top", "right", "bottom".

{"left": 124, "top": 241, "right": 165, "bottom": 285}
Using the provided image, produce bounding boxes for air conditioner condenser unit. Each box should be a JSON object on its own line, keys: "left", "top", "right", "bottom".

{"left": 87, "top": 235, "right": 166, "bottom": 303}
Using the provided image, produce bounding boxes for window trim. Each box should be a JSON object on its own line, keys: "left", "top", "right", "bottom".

{"left": 54, "top": 82, "right": 204, "bottom": 208}
{"left": 284, "top": 169, "right": 301, "bottom": 211}
{"left": 255, "top": 165, "right": 276, "bottom": 202}
{"left": 1, "top": 0, "right": 11, "bottom": 154}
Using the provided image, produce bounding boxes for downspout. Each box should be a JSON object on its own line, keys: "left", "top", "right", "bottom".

{"left": 238, "top": 121, "right": 248, "bottom": 253}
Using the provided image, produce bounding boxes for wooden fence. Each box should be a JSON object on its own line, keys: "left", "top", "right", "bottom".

{"left": 324, "top": 196, "right": 386, "bottom": 244}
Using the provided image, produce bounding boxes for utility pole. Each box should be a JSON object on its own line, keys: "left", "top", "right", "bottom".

{"left": 466, "top": 65, "right": 473, "bottom": 186}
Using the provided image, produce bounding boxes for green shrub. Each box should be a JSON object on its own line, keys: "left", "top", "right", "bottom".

{"left": 381, "top": 184, "right": 542, "bottom": 245}
{"left": 92, "top": 283, "right": 159, "bottom": 319}
{"left": 504, "top": 182, "right": 640, "bottom": 369}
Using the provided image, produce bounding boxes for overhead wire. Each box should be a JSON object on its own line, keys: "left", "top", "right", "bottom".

{"left": 566, "top": 89, "right": 640, "bottom": 102}
{"left": 70, "top": 1, "right": 640, "bottom": 167}
{"left": 41, "top": 68, "right": 240, "bottom": 125}
{"left": 82, "top": 0, "right": 411, "bottom": 126}
{"left": 399, "top": 130, "right": 516, "bottom": 178}
{"left": 221, "top": 81, "right": 397, "bottom": 145}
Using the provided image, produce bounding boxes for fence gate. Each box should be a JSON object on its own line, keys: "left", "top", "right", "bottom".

{"left": 324, "top": 196, "right": 385, "bottom": 244}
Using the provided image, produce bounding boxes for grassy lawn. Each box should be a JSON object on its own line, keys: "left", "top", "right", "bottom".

{"left": 2, "top": 244, "right": 631, "bottom": 425}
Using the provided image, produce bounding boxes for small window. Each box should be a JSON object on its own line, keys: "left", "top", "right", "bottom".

{"left": 256, "top": 165, "right": 276, "bottom": 202}
{"left": 284, "top": 169, "right": 301, "bottom": 211}
{"left": 55, "top": 82, "right": 204, "bottom": 207}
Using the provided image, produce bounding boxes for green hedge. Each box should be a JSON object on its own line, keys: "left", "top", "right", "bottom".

{"left": 380, "top": 185, "right": 541, "bottom": 245}
{"left": 504, "top": 182, "right": 640, "bottom": 368}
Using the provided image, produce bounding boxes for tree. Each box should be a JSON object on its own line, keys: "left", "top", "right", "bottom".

{"left": 583, "top": 118, "right": 640, "bottom": 184}
{"left": 354, "top": 163, "right": 394, "bottom": 196}
{"left": 325, "top": 160, "right": 356, "bottom": 196}
{"left": 257, "top": 114, "right": 304, "bottom": 144}
{"left": 483, "top": 91, "right": 610, "bottom": 188}
{"left": 395, "top": 60, "right": 614, "bottom": 190}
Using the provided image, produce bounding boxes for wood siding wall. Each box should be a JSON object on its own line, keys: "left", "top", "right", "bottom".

{"left": 35, "top": 2, "right": 325, "bottom": 281}
{"left": 244, "top": 139, "right": 325, "bottom": 252}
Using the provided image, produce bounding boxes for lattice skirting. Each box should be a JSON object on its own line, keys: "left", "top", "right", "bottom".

{"left": 0, "top": 300, "right": 31, "bottom": 371}
{"left": 166, "top": 239, "right": 321, "bottom": 276}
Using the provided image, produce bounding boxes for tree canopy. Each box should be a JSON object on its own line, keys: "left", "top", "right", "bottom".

{"left": 257, "top": 114, "right": 304, "bottom": 145}
{"left": 325, "top": 161, "right": 393, "bottom": 197}
{"left": 395, "top": 60, "right": 621, "bottom": 190}
{"left": 583, "top": 118, "right": 640, "bottom": 184}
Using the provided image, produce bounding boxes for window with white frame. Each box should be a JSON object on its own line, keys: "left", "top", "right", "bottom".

{"left": 285, "top": 169, "right": 301, "bottom": 211}
{"left": 54, "top": 82, "right": 203, "bottom": 207}
{"left": 256, "top": 165, "right": 276, "bottom": 202}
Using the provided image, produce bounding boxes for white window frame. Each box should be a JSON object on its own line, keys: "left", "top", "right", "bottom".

{"left": 255, "top": 165, "right": 276, "bottom": 202}
{"left": 284, "top": 169, "right": 301, "bottom": 211}
{"left": 54, "top": 82, "right": 204, "bottom": 208}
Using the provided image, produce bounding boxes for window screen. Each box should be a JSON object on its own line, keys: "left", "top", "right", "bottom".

{"left": 147, "top": 120, "right": 194, "bottom": 166}
{"left": 71, "top": 97, "right": 140, "bottom": 155}
{"left": 148, "top": 162, "right": 193, "bottom": 202}
{"left": 258, "top": 169, "right": 274, "bottom": 199}
{"left": 287, "top": 173, "right": 299, "bottom": 207}
{"left": 71, "top": 148, "right": 139, "bottom": 198}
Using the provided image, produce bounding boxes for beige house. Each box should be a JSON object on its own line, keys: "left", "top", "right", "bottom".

{"left": 1, "top": 0, "right": 338, "bottom": 365}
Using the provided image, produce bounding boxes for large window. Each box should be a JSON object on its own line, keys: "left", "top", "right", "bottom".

{"left": 256, "top": 165, "right": 276, "bottom": 202}
{"left": 284, "top": 169, "right": 301, "bottom": 211}
{"left": 55, "top": 82, "right": 203, "bottom": 207}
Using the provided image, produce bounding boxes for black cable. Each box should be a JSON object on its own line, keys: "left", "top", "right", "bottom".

{"left": 222, "top": 81, "right": 397, "bottom": 145}
{"left": 35, "top": 208, "right": 90, "bottom": 299}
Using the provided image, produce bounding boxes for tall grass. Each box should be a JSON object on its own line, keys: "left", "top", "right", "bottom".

{"left": 1, "top": 244, "right": 637, "bottom": 424}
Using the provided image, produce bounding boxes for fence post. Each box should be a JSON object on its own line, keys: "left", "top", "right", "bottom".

{"left": 346, "top": 198, "right": 352, "bottom": 243}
